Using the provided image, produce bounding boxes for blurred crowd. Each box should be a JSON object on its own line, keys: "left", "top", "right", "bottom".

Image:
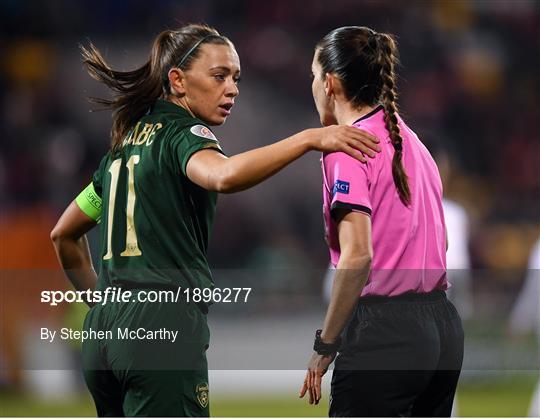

{"left": 1, "top": 2, "right": 539, "bottom": 300}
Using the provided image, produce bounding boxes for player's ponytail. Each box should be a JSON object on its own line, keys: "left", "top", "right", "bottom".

{"left": 316, "top": 26, "right": 411, "bottom": 206}
{"left": 81, "top": 24, "right": 231, "bottom": 152}
{"left": 378, "top": 34, "right": 410, "bottom": 206}
{"left": 81, "top": 36, "right": 163, "bottom": 152}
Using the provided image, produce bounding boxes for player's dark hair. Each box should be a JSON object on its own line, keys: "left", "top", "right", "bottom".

{"left": 81, "top": 24, "right": 231, "bottom": 152}
{"left": 316, "top": 26, "right": 411, "bottom": 205}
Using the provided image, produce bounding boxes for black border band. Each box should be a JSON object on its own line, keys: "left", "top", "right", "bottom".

{"left": 330, "top": 201, "right": 372, "bottom": 220}
{"left": 351, "top": 105, "right": 384, "bottom": 125}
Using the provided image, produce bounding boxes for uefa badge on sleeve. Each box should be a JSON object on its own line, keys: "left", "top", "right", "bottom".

{"left": 196, "top": 382, "right": 209, "bottom": 408}
{"left": 190, "top": 124, "right": 217, "bottom": 140}
{"left": 333, "top": 180, "right": 350, "bottom": 196}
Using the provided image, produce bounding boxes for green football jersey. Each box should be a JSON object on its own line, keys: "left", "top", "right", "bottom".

{"left": 89, "top": 100, "right": 223, "bottom": 292}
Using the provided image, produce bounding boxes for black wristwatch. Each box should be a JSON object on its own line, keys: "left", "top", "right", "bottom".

{"left": 313, "top": 329, "right": 341, "bottom": 356}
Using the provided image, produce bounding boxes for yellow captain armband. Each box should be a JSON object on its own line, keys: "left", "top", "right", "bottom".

{"left": 75, "top": 182, "right": 102, "bottom": 223}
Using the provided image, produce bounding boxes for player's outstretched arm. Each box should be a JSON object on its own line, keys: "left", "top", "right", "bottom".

{"left": 186, "top": 125, "right": 380, "bottom": 193}
{"left": 50, "top": 201, "right": 98, "bottom": 307}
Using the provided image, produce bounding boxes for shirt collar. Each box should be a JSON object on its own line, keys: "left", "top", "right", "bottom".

{"left": 151, "top": 99, "right": 193, "bottom": 117}
{"left": 351, "top": 105, "right": 384, "bottom": 125}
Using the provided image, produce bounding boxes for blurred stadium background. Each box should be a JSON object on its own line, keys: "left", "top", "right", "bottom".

{"left": 1, "top": 0, "right": 538, "bottom": 416}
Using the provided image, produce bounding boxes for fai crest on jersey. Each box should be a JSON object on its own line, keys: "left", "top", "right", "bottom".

{"left": 191, "top": 125, "right": 217, "bottom": 140}
{"left": 333, "top": 180, "right": 350, "bottom": 196}
{"left": 195, "top": 382, "right": 209, "bottom": 408}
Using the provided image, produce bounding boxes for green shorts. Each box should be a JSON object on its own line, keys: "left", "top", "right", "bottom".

{"left": 82, "top": 291, "right": 210, "bottom": 417}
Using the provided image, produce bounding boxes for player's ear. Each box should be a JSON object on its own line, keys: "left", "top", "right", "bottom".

{"left": 324, "top": 73, "right": 335, "bottom": 98}
{"left": 168, "top": 68, "right": 187, "bottom": 96}
{"left": 326, "top": 73, "right": 343, "bottom": 99}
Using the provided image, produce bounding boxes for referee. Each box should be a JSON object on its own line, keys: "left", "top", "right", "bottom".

{"left": 300, "top": 26, "right": 464, "bottom": 417}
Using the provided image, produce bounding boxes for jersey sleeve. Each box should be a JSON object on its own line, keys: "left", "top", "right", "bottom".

{"left": 75, "top": 154, "right": 109, "bottom": 223}
{"left": 169, "top": 123, "right": 224, "bottom": 176}
{"left": 91, "top": 155, "right": 107, "bottom": 198}
{"left": 322, "top": 152, "right": 372, "bottom": 219}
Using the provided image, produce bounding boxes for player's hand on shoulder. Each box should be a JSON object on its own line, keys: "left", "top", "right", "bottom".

{"left": 307, "top": 125, "right": 380, "bottom": 163}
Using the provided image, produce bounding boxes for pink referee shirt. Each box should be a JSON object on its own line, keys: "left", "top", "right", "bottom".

{"left": 322, "top": 106, "right": 449, "bottom": 297}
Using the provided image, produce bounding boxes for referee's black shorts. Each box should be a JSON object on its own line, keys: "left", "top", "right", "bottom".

{"left": 329, "top": 290, "right": 464, "bottom": 417}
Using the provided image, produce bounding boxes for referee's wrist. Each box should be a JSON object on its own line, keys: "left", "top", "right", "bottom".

{"left": 313, "top": 329, "right": 341, "bottom": 356}
{"left": 320, "top": 332, "right": 338, "bottom": 345}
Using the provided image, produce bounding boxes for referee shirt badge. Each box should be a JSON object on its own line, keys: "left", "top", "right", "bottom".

{"left": 333, "top": 180, "right": 350, "bottom": 196}
{"left": 190, "top": 125, "right": 217, "bottom": 140}
{"left": 196, "top": 382, "right": 209, "bottom": 408}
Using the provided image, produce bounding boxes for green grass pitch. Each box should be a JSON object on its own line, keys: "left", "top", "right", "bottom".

{"left": 0, "top": 375, "right": 536, "bottom": 417}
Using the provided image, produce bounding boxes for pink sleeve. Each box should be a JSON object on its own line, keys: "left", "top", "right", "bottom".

{"left": 323, "top": 152, "right": 372, "bottom": 219}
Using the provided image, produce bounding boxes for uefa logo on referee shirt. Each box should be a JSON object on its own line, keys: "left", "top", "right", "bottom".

{"left": 333, "top": 180, "right": 350, "bottom": 196}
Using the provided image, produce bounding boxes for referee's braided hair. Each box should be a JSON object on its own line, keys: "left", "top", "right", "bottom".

{"left": 80, "top": 24, "right": 231, "bottom": 152}
{"left": 316, "top": 26, "right": 411, "bottom": 206}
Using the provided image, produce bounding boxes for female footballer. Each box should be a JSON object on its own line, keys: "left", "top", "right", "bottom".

{"left": 50, "top": 24, "right": 380, "bottom": 417}
{"left": 299, "top": 26, "right": 464, "bottom": 417}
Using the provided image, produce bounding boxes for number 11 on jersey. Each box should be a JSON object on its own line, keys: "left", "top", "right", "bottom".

{"left": 103, "top": 155, "right": 142, "bottom": 260}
